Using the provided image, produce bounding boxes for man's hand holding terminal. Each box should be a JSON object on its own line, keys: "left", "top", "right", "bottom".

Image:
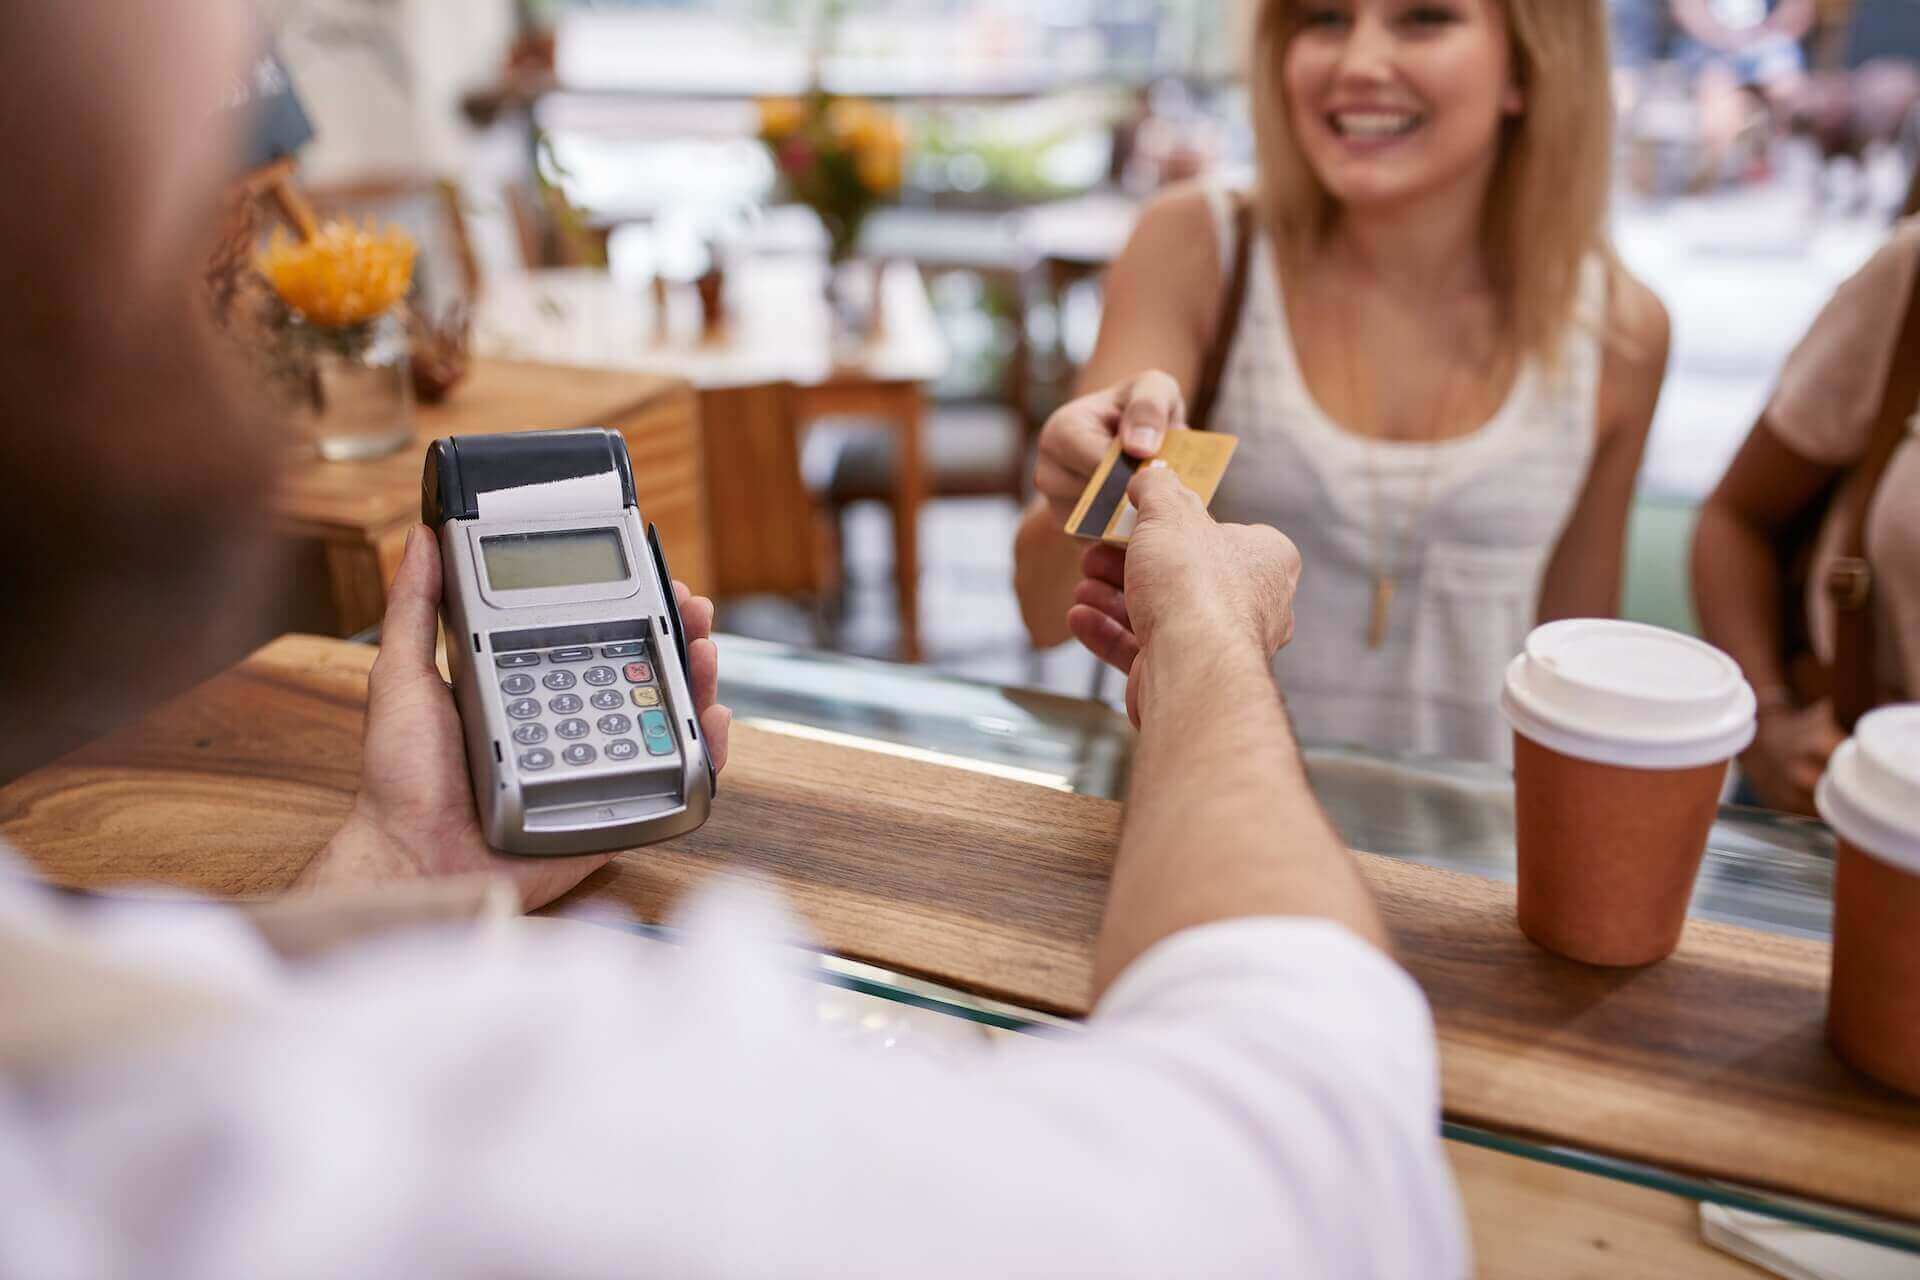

{"left": 299, "top": 526, "right": 732, "bottom": 911}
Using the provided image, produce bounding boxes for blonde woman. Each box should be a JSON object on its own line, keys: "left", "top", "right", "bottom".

{"left": 1015, "top": 0, "right": 1670, "bottom": 763}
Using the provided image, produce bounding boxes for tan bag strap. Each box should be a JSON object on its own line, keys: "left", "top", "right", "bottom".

{"left": 1190, "top": 195, "right": 1255, "bottom": 433}
{"left": 1827, "top": 254, "right": 1920, "bottom": 729}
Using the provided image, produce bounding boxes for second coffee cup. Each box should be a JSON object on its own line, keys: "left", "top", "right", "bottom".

{"left": 1501, "top": 620, "right": 1757, "bottom": 967}
{"left": 1816, "top": 704, "right": 1920, "bottom": 1098}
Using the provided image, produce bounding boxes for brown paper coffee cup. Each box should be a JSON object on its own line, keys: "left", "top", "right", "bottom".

{"left": 1827, "top": 839, "right": 1920, "bottom": 1096}
{"left": 1513, "top": 733, "right": 1727, "bottom": 966}
{"left": 1816, "top": 706, "right": 1920, "bottom": 1098}
{"left": 1502, "top": 621, "right": 1756, "bottom": 969}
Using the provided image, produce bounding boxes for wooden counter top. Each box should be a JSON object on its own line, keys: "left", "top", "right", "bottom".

{"left": 3, "top": 635, "right": 1915, "bottom": 1226}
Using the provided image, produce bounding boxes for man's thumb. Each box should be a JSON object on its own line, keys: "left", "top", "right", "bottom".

{"left": 1126, "top": 461, "right": 1195, "bottom": 524}
{"left": 372, "top": 525, "right": 444, "bottom": 686}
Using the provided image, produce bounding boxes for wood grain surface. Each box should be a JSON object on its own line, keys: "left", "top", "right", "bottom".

{"left": 3, "top": 635, "right": 1916, "bottom": 1225}
{"left": 1447, "top": 1143, "right": 1768, "bottom": 1279}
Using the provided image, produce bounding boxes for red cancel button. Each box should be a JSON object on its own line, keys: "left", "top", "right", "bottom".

{"left": 623, "top": 661, "right": 654, "bottom": 684}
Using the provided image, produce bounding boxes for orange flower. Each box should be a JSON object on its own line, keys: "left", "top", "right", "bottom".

{"left": 258, "top": 219, "right": 417, "bottom": 328}
{"left": 826, "top": 98, "right": 871, "bottom": 145}
{"left": 758, "top": 96, "right": 807, "bottom": 141}
{"left": 856, "top": 134, "right": 904, "bottom": 193}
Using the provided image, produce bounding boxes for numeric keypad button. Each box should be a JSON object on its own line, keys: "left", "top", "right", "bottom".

{"left": 640, "top": 709, "right": 674, "bottom": 756}
{"left": 512, "top": 723, "right": 548, "bottom": 746}
{"left": 549, "top": 693, "right": 583, "bottom": 715}
{"left": 584, "top": 666, "right": 617, "bottom": 687}
{"left": 606, "top": 739, "right": 640, "bottom": 762}
{"left": 562, "top": 743, "right": 597, "bottom": 767}
{"left": 597, "top": 714, "right": 632, "bottom": 736}
{"left": 518, "top": 749, "right": 554, "bottom": 771}
{"left": 542, "top": 670, "right": 577, "bottom": 692}
{"left": 500, "top": 673, "right": 535, "bottom": 696}
{"left": 506, "top": 698, "right": 541, "bottom": 720}
{"left": 590, "top": 690, "right": 624, "bottom": 711}
{"left": 556, "top": 718, "right": 590, "bottom": 740}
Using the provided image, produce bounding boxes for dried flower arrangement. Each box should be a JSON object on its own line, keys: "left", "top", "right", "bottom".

{"left": 258, "top": 219, "right": 417, "bottom": 333}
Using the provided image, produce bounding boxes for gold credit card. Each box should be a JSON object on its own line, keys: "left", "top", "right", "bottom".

{"left": 1064, "top": 430, "right": 1239, "bottom": 545}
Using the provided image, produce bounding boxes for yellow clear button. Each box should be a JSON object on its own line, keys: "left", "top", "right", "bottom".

{"left": 631, "top": 687, "right": 661, "bottom": 708}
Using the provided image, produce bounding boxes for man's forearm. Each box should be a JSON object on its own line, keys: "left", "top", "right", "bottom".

{"left": 1091, "top": 620, "right": 1387, "bottom": 998}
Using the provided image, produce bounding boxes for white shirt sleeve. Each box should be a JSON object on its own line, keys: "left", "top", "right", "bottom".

{"left": 0, "top": 878, "right": 1466, "bottom": 1279}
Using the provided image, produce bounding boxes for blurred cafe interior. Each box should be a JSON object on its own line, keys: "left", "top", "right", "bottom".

{"left": 4, "top": 0, "right": 1920, "bottom": 1275}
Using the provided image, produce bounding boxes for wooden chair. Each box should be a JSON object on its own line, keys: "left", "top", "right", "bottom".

{"left": 812, "top": 268, "right": 1035, "bottom": 619}
{"left": 818, "top": 404, "right": 1025, "bottom": 505}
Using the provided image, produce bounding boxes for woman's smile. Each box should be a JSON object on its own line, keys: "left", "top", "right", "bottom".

{"left": 1325, "top": 107, "right": 1428, "bottom": 149}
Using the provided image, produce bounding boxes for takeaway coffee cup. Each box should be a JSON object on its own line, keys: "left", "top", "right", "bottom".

{"left": 1816, "top": 704, "right": 1920, "bottom": 1097}
{"left": 1501, "top": 620, "right": 1757, "bottom": 966}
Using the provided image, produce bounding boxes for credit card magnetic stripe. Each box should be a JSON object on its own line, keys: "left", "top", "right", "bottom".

{"left": 1068, "top": 449, "right": 1143, "bottom": 540}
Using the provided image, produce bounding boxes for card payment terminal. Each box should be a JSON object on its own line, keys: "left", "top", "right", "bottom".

{"left": 423, "top": 428, "right": 715, "bottom": 855}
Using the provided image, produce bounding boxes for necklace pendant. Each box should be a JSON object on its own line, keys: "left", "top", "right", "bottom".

{"left": 1368, "top": 575, "right": 1396, "bottom": 650}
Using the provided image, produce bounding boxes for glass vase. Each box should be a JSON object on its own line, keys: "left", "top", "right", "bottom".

{"left": 824, "top": 254, "right": 883, "bottom": 365}
{"left": 301, "top": 309, "right": 415, "bottom": 462}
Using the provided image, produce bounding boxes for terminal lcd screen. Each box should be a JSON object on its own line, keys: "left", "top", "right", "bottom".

{"left": 482, "top": 529, "right": 629, "bottom": 591}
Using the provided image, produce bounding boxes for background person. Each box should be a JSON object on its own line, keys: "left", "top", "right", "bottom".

{"left": 1672, "top": 0, "right": 1815, "bottom": 187}
{"left": 1015, "top": 0, "right": 1670, "bottom": 764}
{"left": 1692, "top": 221, "right": 1920, "bottom": 815}
{"left": 0, "top": 5, "right": 1465, "bottom": 1272}
{"left": 1610, "top": 0, "right": 1676, "bottom": 115}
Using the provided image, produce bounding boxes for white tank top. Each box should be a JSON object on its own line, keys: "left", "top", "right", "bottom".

{"left": 1201, "top": 186, "right": 1605, "bottom": 765}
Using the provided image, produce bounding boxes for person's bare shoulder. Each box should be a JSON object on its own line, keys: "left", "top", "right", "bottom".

{"left": 1862, "top": 215, "right": 1920, "bottom": 290}
{"left": 1128, "top": 181, "right": 1229, "bottom": 270}
{"left": 1608, "top": 265, "right": 1672, "bottom": 371}
{"left": 1105, "top": 182, "right": 1236, "bottom": 344}
{"left": 1598, "top": 264, "right": 1671, "bottom": 441}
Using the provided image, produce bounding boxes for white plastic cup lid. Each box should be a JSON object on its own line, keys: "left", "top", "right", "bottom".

{"left": 1817, "top": 704, "right": 1920, "bottom": 874}
{"left": 1501, "top": 619, "right": 1757, "bottom": 770}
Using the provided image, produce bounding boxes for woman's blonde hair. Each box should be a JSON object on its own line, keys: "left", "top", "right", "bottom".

{"left": 1248, "top": 0, "right": 1614, "bottom": 369}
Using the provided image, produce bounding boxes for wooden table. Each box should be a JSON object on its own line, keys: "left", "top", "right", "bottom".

{"left": 1452, "top": 1143, "right": 1770, "bottom": 1278}
{"left": 276, "top": 359, "right": 710, "bottom": 636}
{"left": 5, "top": 635, "right": 1917, "bottom": 1237}
{"left": 473, "top": 260, "right": 949, "bottom": 661}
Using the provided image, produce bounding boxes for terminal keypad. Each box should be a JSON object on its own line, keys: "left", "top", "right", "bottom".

{"left": 491, "top": 640, "right": 671, "bottom": 771}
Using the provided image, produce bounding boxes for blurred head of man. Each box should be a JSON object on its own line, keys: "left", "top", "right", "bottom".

{"left": 0, "top": 3, "right": 277, "bottom": 781}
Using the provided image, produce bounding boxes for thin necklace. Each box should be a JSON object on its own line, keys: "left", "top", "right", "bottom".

{"left": 1336, "top": 289, "right": 1469, "bottom": 650}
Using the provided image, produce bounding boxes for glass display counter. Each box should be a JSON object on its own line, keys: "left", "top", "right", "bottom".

{"left": 698, "top": 634, "right": 1913, "bottom": 1255}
